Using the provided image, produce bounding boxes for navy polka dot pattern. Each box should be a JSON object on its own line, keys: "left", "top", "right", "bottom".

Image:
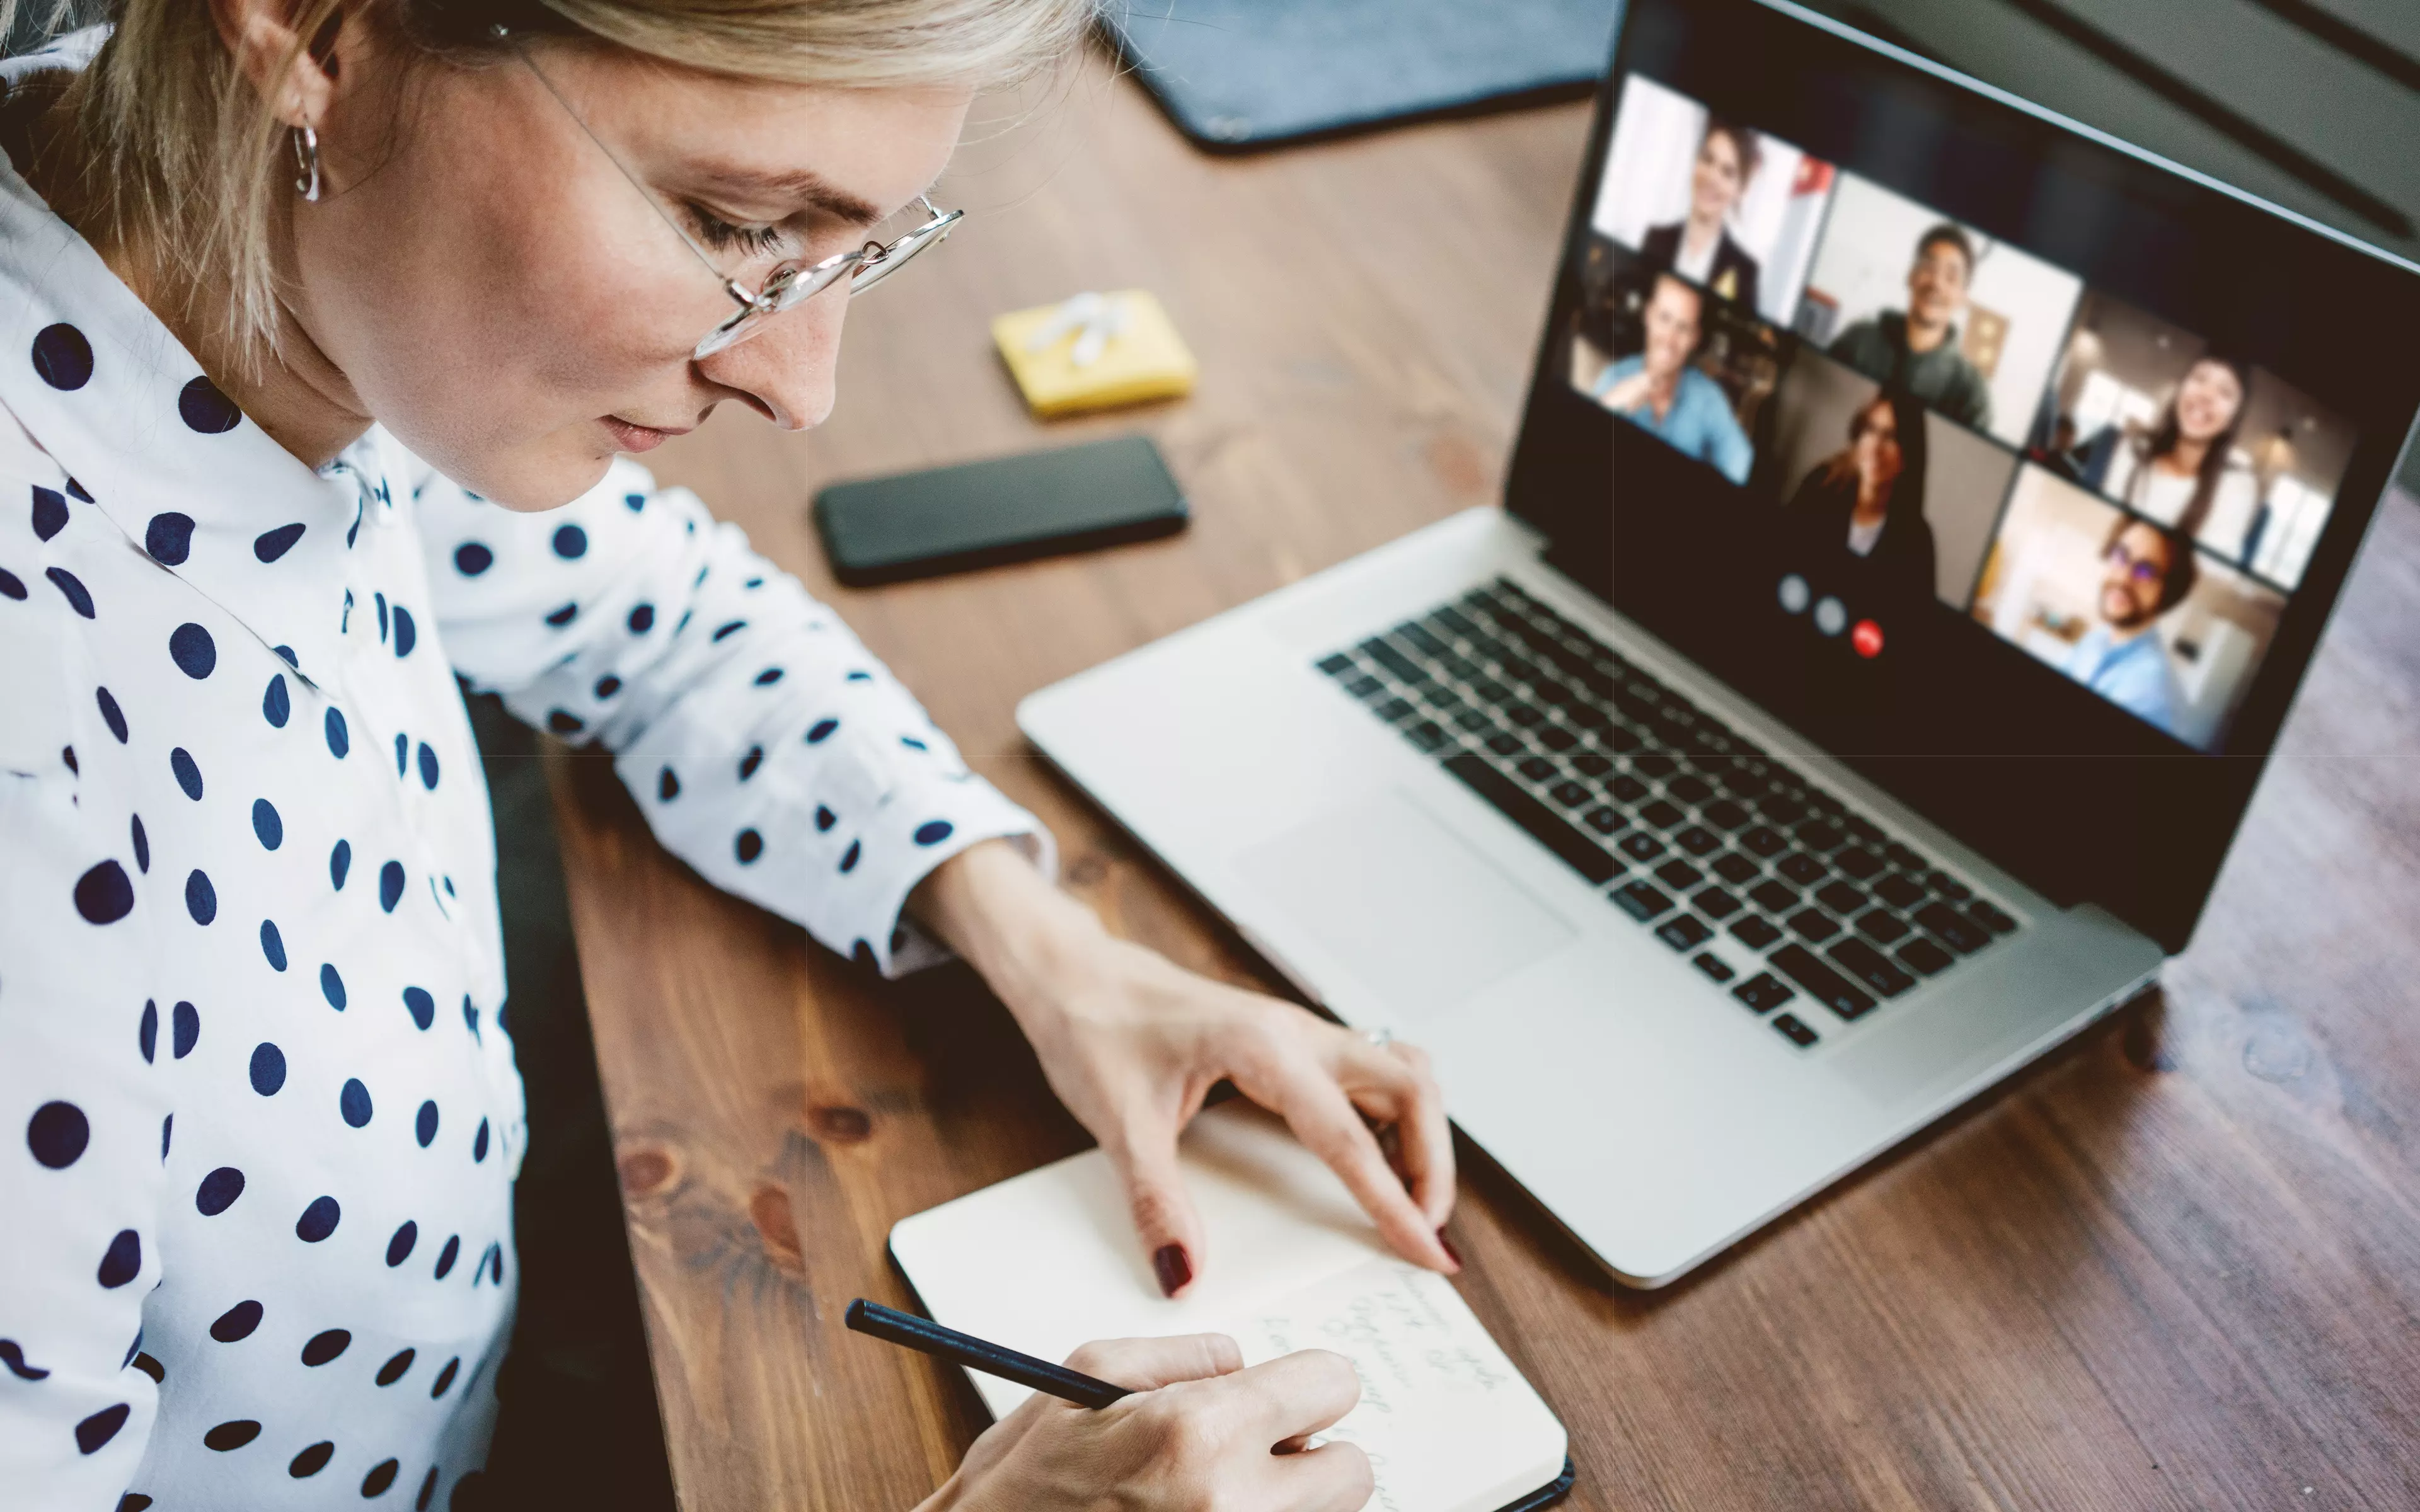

{"left": 8, "top": 254, "right": 1033, "bottom": 1504}
{"left": 32, "top": 322, "right": 93, "bottom": 389}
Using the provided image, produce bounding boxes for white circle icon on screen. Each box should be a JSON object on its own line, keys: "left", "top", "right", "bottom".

{"left": 1778, "top": 573, "right": 1811, "bottom": 614}
{"left": 1814, "top": 596, "right": 1847, "bottom": 636}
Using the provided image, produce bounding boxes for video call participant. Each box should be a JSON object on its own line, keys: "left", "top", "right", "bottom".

{"left": 1828, "top": 224, "right": 1993, "bottom": 432}
{"left": 1593, "top": 272, "right": 1755, "bottom": 485}
{"left": 1784, "top": 389, "right": 1937, "bottom": 600}
{"left": 2091, "top": 355, "right": 2260, "bottom": 562}
{"left": 2065, "top": 516, "right": 2199, "bottom": 736}
{"left": 1641, "top": 118, "right": 1762, "bottom": 311}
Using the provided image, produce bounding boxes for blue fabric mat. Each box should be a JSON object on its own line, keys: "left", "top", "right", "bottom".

{"left": 1108, "top": 0, "right": 1622, "bottom": 151}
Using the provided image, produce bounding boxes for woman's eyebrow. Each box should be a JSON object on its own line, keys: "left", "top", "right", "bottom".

{"left": 694, "top": 164, "right": 885, "bottom": 226}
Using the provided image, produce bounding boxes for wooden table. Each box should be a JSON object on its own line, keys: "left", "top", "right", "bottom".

{"left": 543, "top": 57, "right": 2420, "bottom": 1512}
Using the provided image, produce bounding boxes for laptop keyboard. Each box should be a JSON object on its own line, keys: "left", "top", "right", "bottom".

{"left": 1315, "top": 577, "right": 2019, "bottom": 1051}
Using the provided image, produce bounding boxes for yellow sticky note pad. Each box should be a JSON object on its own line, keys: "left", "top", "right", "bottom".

{"left": 992, "top": 290, "right": 1198, "bottom": 418}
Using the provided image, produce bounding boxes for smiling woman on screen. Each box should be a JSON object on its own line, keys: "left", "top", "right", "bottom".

{"left": 0, "top": 4, "right": 1455, "bottom": 1509}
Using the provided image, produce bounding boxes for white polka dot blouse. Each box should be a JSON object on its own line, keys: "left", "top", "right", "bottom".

{"left": 0, "top": 43, "right": 1048, "bottom": 1512}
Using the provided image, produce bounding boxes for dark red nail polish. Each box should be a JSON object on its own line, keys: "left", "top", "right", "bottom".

{"left": 1436, "top": 1228, "right": 1463, "bottom": 1267}
{"left": 1153, "top": 1243, "right": 1192, "bottom": 1297}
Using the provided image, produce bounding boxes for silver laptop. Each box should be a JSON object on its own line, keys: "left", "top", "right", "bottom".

{"left": 1020, "top": 0, "right": 2420, "bottom": 1286}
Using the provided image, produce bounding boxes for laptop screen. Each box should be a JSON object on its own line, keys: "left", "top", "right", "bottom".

{"left": 1506, "top": 0, "right": 2420, "bottom": 949}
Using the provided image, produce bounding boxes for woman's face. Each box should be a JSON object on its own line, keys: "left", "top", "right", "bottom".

{"left": 1690, "top": 130, "right": 1745, "bottom": 222}
{"left": 1852, "top": 401, "right": 1903, "bottom": 491}
{"left": 2172, "top": 360, "right": 2245, "bottom": 446}
{"left": 292, "top": 37, "right": 972, "bottom": 510}
{"left": 1642, "top": 276, "right": 1702, "bottom": 377}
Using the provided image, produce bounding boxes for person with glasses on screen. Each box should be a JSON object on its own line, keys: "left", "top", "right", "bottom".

{"left": 2064, "top": 515, "right": 2198, "bottom": 735}
{"left": 0, "top": 6, "right": 1450, "bottom": 1511}
{"left": 1827, "top": 223, "right": 1993, "bottom": 432}
{"left": 1592, "top": 271, "right": 1754, "bottom": 484}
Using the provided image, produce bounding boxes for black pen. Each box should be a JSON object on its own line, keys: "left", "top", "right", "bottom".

{"left": 845, "top": 1298, "right": 1131, "bottom": 1409}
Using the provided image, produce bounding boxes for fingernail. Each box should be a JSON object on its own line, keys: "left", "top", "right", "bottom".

{"left": 1153, "top": 1243, "right": 1192, "bottom": 1297}
{"left": 1436, "top": 1228, "right": 1462, "bottom": 1268}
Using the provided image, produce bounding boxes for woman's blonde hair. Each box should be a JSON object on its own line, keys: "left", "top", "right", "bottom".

{"left": 4, "top": 0, "right": 1097, "bottom": 365}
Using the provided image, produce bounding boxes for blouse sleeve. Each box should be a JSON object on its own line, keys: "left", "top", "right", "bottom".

{"left": 407, "top": 446, "right": 1052, "bottom": 977}
{"left": 0, "top": 592, "right": 171, "bottom": 1505}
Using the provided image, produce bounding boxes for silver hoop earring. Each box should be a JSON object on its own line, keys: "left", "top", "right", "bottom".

{"left": 292, "top": 125, "right": 323, "bottom": 203}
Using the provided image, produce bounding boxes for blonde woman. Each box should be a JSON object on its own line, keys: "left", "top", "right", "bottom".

{"left": 0, "top": 4, "right": 1455, "bottom": 1508}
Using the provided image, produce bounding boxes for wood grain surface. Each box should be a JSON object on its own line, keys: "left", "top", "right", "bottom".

{"left": 544, "top": 55, "right": 2420, "bottom": 1512}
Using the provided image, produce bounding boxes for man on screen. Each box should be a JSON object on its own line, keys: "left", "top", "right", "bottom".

{"left": 1828, "top": 224, "right": 1993, "bottom": 431}
{"left": 2064, "top": 515, "right": 2198, "bottom": 736}
{"left": 1592, "top": 272, "right": 1754, "bottom": 484}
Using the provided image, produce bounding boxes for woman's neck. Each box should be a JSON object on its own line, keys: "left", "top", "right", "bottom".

{"left": 1683, "top": 210, "right": 1721, "bottom": 253}
{"left": 2158, "top": 437, "right": 2210, "bottom": 478}
{"left": 11, "top": 83, "right": 372, "bottom": 469}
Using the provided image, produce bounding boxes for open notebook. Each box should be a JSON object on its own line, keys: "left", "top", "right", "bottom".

{"left": 889, "top": 1104, "right": 1574, "bottom": 1512}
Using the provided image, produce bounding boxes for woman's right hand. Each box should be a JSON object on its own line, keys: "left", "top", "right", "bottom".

{"left": 918, "top": 1334, "right": 1373, "bottom": 1512}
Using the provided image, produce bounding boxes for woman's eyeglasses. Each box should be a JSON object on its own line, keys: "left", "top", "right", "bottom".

{"left": 505, "top": 30, "right": 962, "bottom": 360}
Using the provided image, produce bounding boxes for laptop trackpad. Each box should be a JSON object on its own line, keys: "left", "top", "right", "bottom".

{"left": 1233, "top": 792, "right": 1575, "bottom": 1028}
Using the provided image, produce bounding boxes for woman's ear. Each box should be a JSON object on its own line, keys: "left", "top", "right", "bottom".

{"left": 212, "top": 0, "right": 353, "bottom": 130}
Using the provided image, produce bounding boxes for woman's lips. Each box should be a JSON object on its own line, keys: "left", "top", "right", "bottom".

{"left": 601, "top": 416, "right": 688, "bottom": 454}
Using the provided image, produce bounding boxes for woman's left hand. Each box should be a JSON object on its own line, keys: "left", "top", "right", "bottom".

{"left": 913, "top": 840, "right": 1458, "bottom": 1297}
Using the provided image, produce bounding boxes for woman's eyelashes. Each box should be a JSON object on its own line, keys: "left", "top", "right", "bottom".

{"left": 686, "top": 203, "right": 793, "bottom": 258}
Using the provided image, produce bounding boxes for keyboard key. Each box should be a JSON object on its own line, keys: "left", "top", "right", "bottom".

{"left": 1874, "top": 873, "right": 1928, "bottom": 909}
{"left": 1771, "top": 1012, "right": 1820, "bottom": 1046}
{"left": 1506, "top": 704, "right": 1547, "bottom": 728}
{"left": 1610, "top": 775, "right": 1651, "bottom": 804}
{"left": 1712, "top": 853, "right": 1761, "bottom": 885}
{"left": 1741, "top": 826, "right": 1789, "bottom": 857}
{"left": 1571, "top": 752, "right": 1613, "bottom": 777}
{"left": 1633, "top": 753, "right": 1679, "bottom": 779}
{"left": 1618, "top": 832, "right": 1666, "bottom": 862}
{"left": 1361, "top": 639, "right": 1431, "bottom": 685}
{"left": 1855, "top": 909, "right": 1911, "bottom": 944}
{"left": 1454, "top": 709, "right": 1494, "bottom": 732}
{"left": 1702, "top": 799, "right": 1751, "bottom": 830}
{"left": 1896, "top": 937, "right": 1956, "bottom": 976}
{"left": 1674, "top": 826, "right": 1721, "bottom": 856}
{"left": 1968, "top": 900, "right": 2019, "bottom": 934}
{"left": 1748, "top": 879, "right": 1799, "bottom": 913}
{"left": 1317, "top": 652, "right": 1356, "bottom": 676}
{"left": 1405, "top": 721, "right": 1448, "bottom": 753}
{"left": 1776, "top": 853, "right": 1828, "bottom": 886}
{"left": 1768, "top": 944, "right": 1877, "bottom": 1021}
{"left": 1432, "top": 606, "right": 1484, "bottom": 641}
{"left": 1666, "top": 774, "right": 1713, "bottom": 805}
{"left": 1640, "top": 800, "right": 1687, "bottom": 830}
{"left": 1374, "top": 698, "right": 1415, "bottom": 723}
{"left": 1436, "top": 653, "right": 1481, "bottom": 682}
{"left": 1733, "top": 973, "right": 1795, "bottom": 1014}
{"left": 1656, "top": 915, "right": 1713, "bottom": 951}
{"left": 1805, "top": 788, "right": 1847, "bottom": 817}
{"left": 1604, "top": 725, "right": 1644, "bottom": 753}
{"left": 1786, "top": 908, "right": 1841, "bottom": 943}
{"left": 1517, "top": 756, "right": 1557, "bottom": 781}
{"left": 1693, "top": 886, "right": 1741, "bottom": 920}
{"left": 1691, "top": 951, "right": 1736, "bottom": 984}
{"left": 1612, "top": 881, "right": 1674, "bottom": 921}
{"left": 1915, "top": 902, "right": 1991, "bottom": 955}
{"left": 1582, "top": 805, "right": 1627, "bottom": 835}
{"left": 1397, "top": 622, "right": 1449, "bottom": 658}
{"left": 1758, "top": 794, "right": 1807, "bottom": 825}
{"left": 1469, "top": 679, "right": 1512, "bottom": 704}
{"left": 1815, "top": 881, "right": 1868, "bottom": 915}
{"left": 1834, "top": 847, "right": 1885, "bottom": 881}
{"left": 1344, "top": 676, "right": 1385, "bottom": 699}
{"left": 1795, "top": 820, "right": 1846, "bottom": 852}
{"left": 1440, "top": 753, "right": 1622, "bottom": 885}
{"left": 1654, "top": 859, "right": 1703, "bottom": 890}
{"left": 1826, "top": 937, "right": 1916, "bottom": 999}
{"left": 1485, "top": 732, "right": 1523, "bottom": 757}
{"left": 1884, "top": 842, "right": 1927, "bottom": 871}
{"left": 1538, "top": 726, "right": 1579, "bottom": 753}
{"left": 1548, "top": 781, "right": 1590, "bottom": 809}
{"left": 1729, "top": 915, "right": 1783, "bottom": 949}
{"left": 1844, "top": 815, "right": 1883, "bottom": 844}
{"left": 1927, "top": 871, "right": 1974, "bottom": 903}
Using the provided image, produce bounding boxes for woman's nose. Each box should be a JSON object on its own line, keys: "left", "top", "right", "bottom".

{"left": 696, "top": 292, "right": 849, "bottom": 432}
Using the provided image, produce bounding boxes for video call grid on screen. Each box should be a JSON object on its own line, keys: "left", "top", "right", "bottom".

{"left": 1570, "top": 68, "right": 2361, "bottom": 752}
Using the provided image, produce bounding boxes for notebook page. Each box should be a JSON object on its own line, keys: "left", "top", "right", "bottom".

{"left": 887, "top": 1104, "right": 1568, "bottom": 1512}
